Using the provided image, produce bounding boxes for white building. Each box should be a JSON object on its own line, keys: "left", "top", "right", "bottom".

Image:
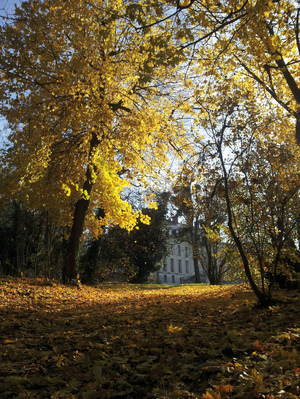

{"left": 156, "top": 218, "right": 209, "bottom": 285}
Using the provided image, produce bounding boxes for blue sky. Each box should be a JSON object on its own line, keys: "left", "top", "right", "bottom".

{"left": 0, "top": 0, "right": 21, "bottom": 19}
{"left": 0, "top": 0, "right": 21, "bottom": 18}
{"left": 0, "top": 1, "right": 22, "bottom": 148}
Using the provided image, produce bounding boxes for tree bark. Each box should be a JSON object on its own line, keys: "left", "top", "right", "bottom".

{"left": 296, "top": 116, "right": 300, "bottom": 145}
{"left": 193, "top": 255, "right": 202, "bottom": 283}
{"left": 64, "top": 133, "right": 100, "bottom": 282}
{"left": 190, "top": 215, "right": 202, "bottom": 283}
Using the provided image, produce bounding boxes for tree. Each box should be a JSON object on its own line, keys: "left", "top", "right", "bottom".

{"left": 172, "top": 0, "right": 300, "bottom": 144}
{"left": 130, "top": 0, "right": 300, "bottom": 299}
{"left": 0, "top": 201, "right": 65, "bottom": 278}
{"left": 0, "top": 0, "right": 184, "bottom": 281}
{"left": 128, "top": 192, "right": 170, "bottom": 283}
{"left": 172, "top": 158, "right": 233, "bottom": 285}
{"left": 199, "top": 225, "right": 235, "bottom": 285}
{"left": 132, "top": 1, "right": 300, "bottom": 145}
{"left": 192, "top": 94, "right": 300, "bottom": 305}
{"left": 172, "top": 168, "right": 203, "bottom": 283}
{"left": 81, "top": 192, "right": 170, "bottom": 284}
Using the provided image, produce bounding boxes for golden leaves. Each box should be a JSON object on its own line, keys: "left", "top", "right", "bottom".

{"left": 202, "top": 384, "right": 233, "bottom": 399}
{"left": 62, "top": 183, "right": 71, "bottom": 197}
{"left": 167, "top": 323, "right": 183, "bottom": 333}
{"left": 0, "top": 0, "right": 185, "bottom": 235}
{"left": 1, "top": 278, "right": 300, "bottom": 397}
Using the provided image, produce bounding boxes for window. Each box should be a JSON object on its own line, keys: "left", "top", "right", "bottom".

{"left": 171, "top": 258, "right": 174, "bottom": 272}
{"left": 186, "top": 260, "right": 189, "bottom": 274}
{"left": 169, "top": 245, "right": 174, "bottom": 255}
{"left": 164, "top": 275, "right": 168, "bottom": 283}
{"left": 185, "top": 246, "right": 188, "bottom": 257}
{"left": 178, "top": 245, "right": 181, "bottom": 256}
{"left": 163, "top": 263, "right": 167, "bottom": 271}
{"left": 172, "top": 275, "right": 175, "bottom": 283}
{"left": 178, "top": 259, "right": 182, "bottom": 273}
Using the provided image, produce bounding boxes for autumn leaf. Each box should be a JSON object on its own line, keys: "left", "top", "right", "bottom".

{"left": 215, "top": 384, "right": 234, "bottom": 394}
{"left": 253, "top": 340, "right": 265, "bottom": 352}
{"left": 0, "top": 278, "right": 300, "bottom": 398}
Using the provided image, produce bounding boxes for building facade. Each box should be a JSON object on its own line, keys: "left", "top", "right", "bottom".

{"left": 156, "top": 218, "right": 209, "bottom": 285}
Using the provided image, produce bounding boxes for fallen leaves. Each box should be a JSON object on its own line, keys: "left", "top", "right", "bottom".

{"left": 0, "top": 278, "right": 300, "bottom": 398}
{"left": 253, "top": 340, "right": 265, "bottom": 353}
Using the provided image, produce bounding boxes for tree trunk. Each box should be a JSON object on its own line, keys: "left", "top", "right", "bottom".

{"left": 44, "top": 210, "right": 52, "bottom": 278}
{"left": 296, "top": 116, "right": 300, "bottom": 145}
{"left": 193, "top": 254, "right": 202, "bottom": 283}
{"left": 190, "top": 215, "right": 202, "bottom": 283}
{"left": 64, "top": 194, "right": 91, "bottom": 281}
{"left": 63, "top": 133, "right": 100, "bottom": 282}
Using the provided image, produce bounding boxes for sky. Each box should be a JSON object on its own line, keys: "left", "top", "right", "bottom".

{"left": 0, "top": 1, "right": 22, "bottom": 148}
{"left": 0, "top": 0, "right": 21, "bottom": 18}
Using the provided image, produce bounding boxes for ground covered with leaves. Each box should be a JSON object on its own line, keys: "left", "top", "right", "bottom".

{"left": 1, "top": 278, "right": 300, "bottom": 399}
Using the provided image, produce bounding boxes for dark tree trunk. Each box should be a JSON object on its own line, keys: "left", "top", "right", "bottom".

{"left": 44, "top": 210, "right": 53, "bottom": 278}
{"left": 190, "top": 215, "right": 202, "bottom": 283}
{"left": 193, "top": 254, "right": 202, "bottom": 283}
{"left": 63, "top": 133, "right": 100, "bottom": 282}
{"left": 64, "top": 194, "right": 91, "bottom": 281}
{"left": 296, "top": 116, "right": 300, "bottom": 145}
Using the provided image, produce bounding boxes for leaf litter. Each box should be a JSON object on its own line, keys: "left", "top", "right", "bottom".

{"left": 1, "top": 277, "right": 300, "bottom": 398}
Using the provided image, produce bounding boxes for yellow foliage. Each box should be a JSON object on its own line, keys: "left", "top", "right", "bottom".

{"left": 0, "top": 0, "right": 185, "bottom": 237}
{"left": 167, "top": 324, "right": 183, "bottom": 333}
{"left": 202, "top": 391, "right": 221, "bottom": 399}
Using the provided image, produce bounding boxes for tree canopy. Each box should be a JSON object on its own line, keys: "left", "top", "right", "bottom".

{"left": 0, "top": 0, "right": 184, "bottom": 280}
